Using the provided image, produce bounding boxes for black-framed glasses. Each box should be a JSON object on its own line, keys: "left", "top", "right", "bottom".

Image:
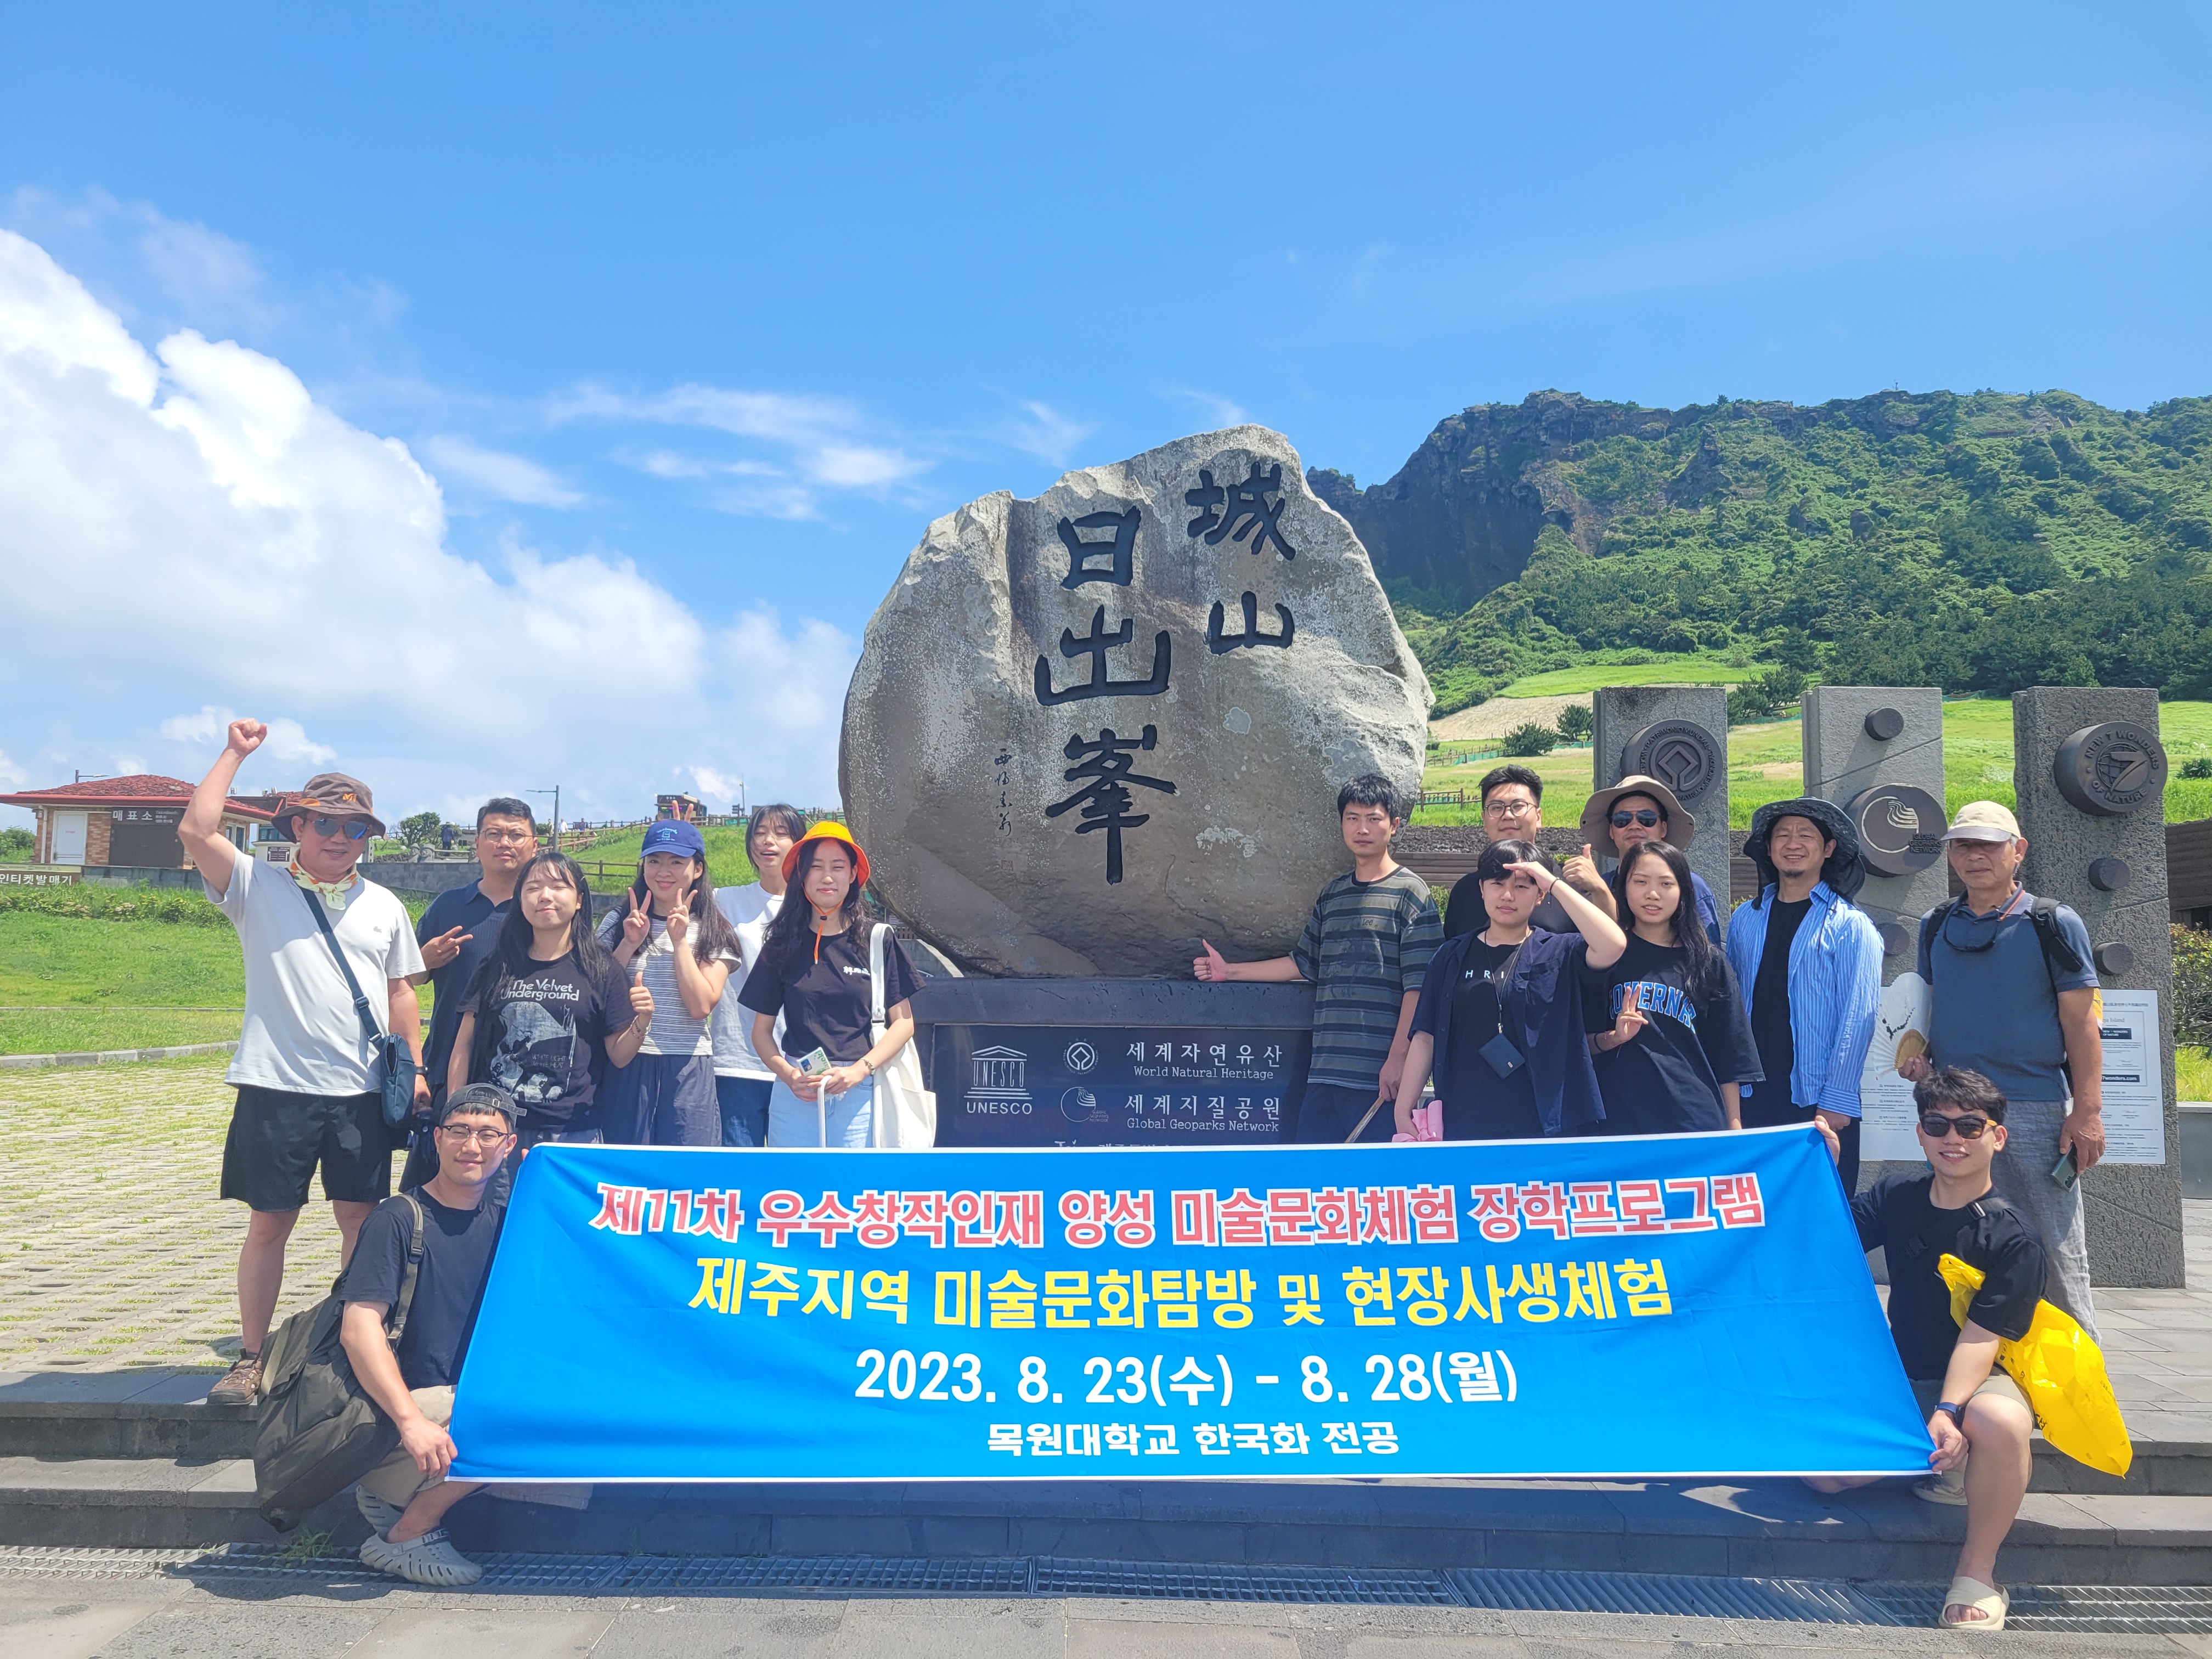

{"left": 436, "top": 1125, "right": 512, "bottom": 1146}
{"left": 1611, "top": 809, "right": 1663, "bottom": 828}
{"left": 1485, "top": 796, "right": 1538, "bottom": 817}
{"left": 309, "top": 816, "right": 373, "bottom": 842}
{"left": 1918, "top": 1113, "right": 1991, "bottom": 1139}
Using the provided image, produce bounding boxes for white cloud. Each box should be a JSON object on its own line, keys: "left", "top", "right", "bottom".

{"left": 159, "top": 708, "right": 337, "bottom": 766}
{"left": 420, "top": 434, "right": 584, "bottom": 507}
{"left": 998, "top": 400, "right": 1097, "bottom": 468}
{"left": 137, "top": 215, "right": 264, "bottom": 316}
{"left": 1158, "top": 386, "right": 1250, "bottom": 431}
{"left": 0, "top": 229, "right": 854, "bottom": 812}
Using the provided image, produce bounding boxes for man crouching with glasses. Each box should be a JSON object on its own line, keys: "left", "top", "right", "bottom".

{"left": 1806, "top": 1068, "right": 2041, "bottom": 1632}
{"left": 342, "top": 1082, "right": 520, "bottom": 1587}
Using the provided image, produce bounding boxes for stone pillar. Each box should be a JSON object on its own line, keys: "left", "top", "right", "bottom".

{"left": 1592, "top": 685, "right": 1730, "bottom": 941}
{"left": 1802, "top": 687, "right": 1949, "bottom": 969}
{"left": 2013, "top": 686, "right": 2185, "bottom": 1290}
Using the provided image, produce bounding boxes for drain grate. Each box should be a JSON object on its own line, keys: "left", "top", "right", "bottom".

{"left": 1036, "top": 1558, "right": 1457, "bottom": 1605}
{"left": 0, "top": 1545, "right": 209, "bottom": 1580}
{"left": 614, "top": 1555, "right": 1031, "bottom": 1594}
{"left": 1445, "top": 1567, "right": 1896, "bottom": 1626}
{"left": 1857, "top": 1581, "right": 2212, "bottom": 1635}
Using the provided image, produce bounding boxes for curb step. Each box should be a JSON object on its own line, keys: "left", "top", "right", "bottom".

{"left": 2, "top": 1454, "right": 2209, "bottom": 1586}
{"left": 0, "top": 1040, "right": 236, "bottom": 1070}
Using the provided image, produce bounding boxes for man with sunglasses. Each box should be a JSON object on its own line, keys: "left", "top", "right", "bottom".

{"left": 343, "top": 1082, "right": 520, "bottom": 1588}
{"left": 1809, "top": 1068, "right": 2041, "bottom": 1631}
{"left": 1901, "top": 800, "right": 2102, "bottom": 1340}
{"left": 181, "top": 723, "right": 427, "bottom": 1408}
{"left": 1443, "top": 765, "right": 1614, "bottom": 939}
{"left": 1578, "top": 774, "right": 1719, "bottom": 944}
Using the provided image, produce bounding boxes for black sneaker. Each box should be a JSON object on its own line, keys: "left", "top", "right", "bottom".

{"left": 207, "top": 1352, "right": 262, "bottom": 1408}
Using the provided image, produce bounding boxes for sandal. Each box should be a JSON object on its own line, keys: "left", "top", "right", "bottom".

{"left": 1939, "top": 1574, "right": 2007, "bottom": 1630}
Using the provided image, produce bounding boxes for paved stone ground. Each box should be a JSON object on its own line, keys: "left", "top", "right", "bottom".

{"left": 0, "top": 1058, "right": 345, "bottom": 1369}
{"left": 2, "top": 1578, "right": 2209, "bottom": 1659}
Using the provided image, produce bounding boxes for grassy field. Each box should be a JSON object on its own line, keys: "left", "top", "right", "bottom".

{"left": 1419, "top": 697, "right": 2212, "bottom": 829}
{"left": 2180, "top": 1045, "right": 2212, "bottom": 1102}
{"left": 1497, "top": 656, "right": 1745, "bottom": 698}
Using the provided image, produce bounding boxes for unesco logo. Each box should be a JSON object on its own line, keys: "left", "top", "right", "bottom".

{"left": 1621, "top": 720, "right": 1722, "bottom": 802}
{"left": 1064, "top": 1042, "right": 1098, "bottom": 1074}
{"left": 2055, "top": 722, "right": 2167, "bottom": 817}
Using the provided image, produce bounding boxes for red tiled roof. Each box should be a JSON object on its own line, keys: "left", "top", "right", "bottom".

{"left": 0, "top": 775, "right": 278, "bottom": 819}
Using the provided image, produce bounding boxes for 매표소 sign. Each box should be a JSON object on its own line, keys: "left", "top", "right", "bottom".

{"left": 449, "top": 1127, "right": 1931, "bottom": 1483}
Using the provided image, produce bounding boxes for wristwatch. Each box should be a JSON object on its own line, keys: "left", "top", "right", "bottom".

{"left": 1936, "top": 1401, "right": 1967, "bottom": 1429}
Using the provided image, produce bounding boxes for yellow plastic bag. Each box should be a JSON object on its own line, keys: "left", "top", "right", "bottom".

{"left": 1937, "top": 1252, "right": 2132, "bottom": 1477}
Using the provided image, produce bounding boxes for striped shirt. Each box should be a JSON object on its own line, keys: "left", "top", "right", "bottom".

{"left": 1293, "top": 868, "right": 1443, "bottom": 1092}
{"left": 597, "top": 913, "right": 739, "bottom": 1059}
{"left": 1723, "top": 881, "right": 1883, "bottom": 1118}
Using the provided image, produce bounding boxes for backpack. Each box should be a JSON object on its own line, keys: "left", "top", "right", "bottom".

{"left": 250, "top": 1193, "right": 425, "bottom": 1532}
{"left": 1916, "top": 894, "right": 2086, "bottom": 990}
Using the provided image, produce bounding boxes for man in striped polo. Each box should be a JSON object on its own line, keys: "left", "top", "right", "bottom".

{"left": 1193, "top": 774, "right": 1442, "bottom": 1143}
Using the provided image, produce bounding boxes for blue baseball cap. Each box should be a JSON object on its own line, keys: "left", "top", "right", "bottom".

{"left": 640, "top": 820, "right": 707, "bottom": 860}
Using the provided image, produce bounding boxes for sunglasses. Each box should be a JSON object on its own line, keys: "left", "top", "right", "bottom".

{"left": 1611, "top": 809, "right": 1663, "bottom": 828}
{"left": 308, "top": 816, "right": 373, "bottom": 841}
{"left": 1918, "top": 1113, "right": 1993, "bottom": 1139}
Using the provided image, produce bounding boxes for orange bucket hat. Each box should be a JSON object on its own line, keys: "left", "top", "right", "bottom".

{"left": 781, "top": 821, "right": 872, "bottom": 889}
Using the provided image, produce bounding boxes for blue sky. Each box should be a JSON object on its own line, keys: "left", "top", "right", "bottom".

{"left": 2, "top": 3, "right": 2207, "bottom": 827}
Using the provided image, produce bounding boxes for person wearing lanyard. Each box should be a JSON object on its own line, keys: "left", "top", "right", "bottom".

{"left": 1392, "top": 837, "right": 1627, "bottom": 1140}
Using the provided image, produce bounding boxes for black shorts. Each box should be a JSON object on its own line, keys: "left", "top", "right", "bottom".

{"left": 221, "top": 1085, "right": 393, "bottom": 1211}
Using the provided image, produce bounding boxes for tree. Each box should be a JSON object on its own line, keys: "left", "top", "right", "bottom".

{"left": 1555, "top": 703, "right": 1594, "bottom": 743}
{"left": 399, "top": 810, "right": 443, "bottom": 848}
{"left": 0, "top": 826, "right": 34, "bottom": 860}
{"left": 1501, "top": 722, "right": 1559, "bottom": 757}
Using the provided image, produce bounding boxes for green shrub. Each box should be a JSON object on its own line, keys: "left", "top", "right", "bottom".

{"left": 1501, "top": 722, "right": 1559, "bottom": 757}
{"left": 0, "top": 826, "right": 34, "bottom": 859}
{"left": 2175, "top": 925, "right": 2212, "bottom": 1047}
{"left": 2182, "top": 758, "right": 2212, "bottom": 781}
{"left": 0, "top": 883, "right": 231, "bottom": 926}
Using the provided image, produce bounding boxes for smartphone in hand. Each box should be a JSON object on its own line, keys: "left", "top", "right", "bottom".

{"left": 2051, "top": 1148, "right": 2080, "bottom": 1189}
{"left": 796, "top": 1047, "right": 833, "bottom": 1077}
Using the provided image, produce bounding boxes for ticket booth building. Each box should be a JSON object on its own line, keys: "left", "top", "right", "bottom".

{"left": 0, "top": 776, "right": 278, "bottom": 869}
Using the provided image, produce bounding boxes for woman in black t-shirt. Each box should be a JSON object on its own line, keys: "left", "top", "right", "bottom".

{"left": 1587, "top": 840, "right": 1762, "bottom": 1135}
{"left": 449, "top": 851, "right": 650, "bottom": 1149}
{"left": 737, "top": 823, "right": 920, "bottom": 1147}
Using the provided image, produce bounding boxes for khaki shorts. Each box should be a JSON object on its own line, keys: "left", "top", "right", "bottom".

{"left": 1912, "top": 1371, "right": 2028, "bottom": 1417}
{"left": 356, "top": 1385, "right": 591, "bottom": 1515}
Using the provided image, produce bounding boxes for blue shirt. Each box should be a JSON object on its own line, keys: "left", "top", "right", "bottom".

{"left": 416, "top": 882, "right": 511, "bottom": 1105}
{"left": 1915, "top": 888, "right": 2096, "bottom": 1102}
{"left": 1724, "top": 881, "right": 1882, "bottom": 1119}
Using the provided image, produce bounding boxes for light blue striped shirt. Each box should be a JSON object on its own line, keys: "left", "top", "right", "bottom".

{"left": 1724, "top": 881, "right": 1883, "bottom": 1119}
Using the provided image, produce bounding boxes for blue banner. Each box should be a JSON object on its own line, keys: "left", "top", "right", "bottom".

{"left": 450, "top": 1125, "right": 1931, "bottom": 1482}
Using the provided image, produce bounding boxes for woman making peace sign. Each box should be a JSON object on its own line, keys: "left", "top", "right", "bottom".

{"left": 596, "top": 820, "right": 743, "bottom": 1145}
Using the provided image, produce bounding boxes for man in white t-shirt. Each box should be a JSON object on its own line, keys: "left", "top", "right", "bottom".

{"left": 180, "top": 720, "right": 427, "bottom": 1408}
{"left": 711, "top": 804, "right": 803, "bottom": 1146}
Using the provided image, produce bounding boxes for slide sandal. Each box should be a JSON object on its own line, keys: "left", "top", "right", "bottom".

{"left": 1940, "top": 1575, "right": 2008, "bottom": 1630}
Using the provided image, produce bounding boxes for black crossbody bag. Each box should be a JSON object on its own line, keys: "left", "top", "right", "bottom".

{"left": 296, "top": 882, "right": 417, "bottom": 1126}
{"left": 1476, "top": 941, "right": 1530, "bottom": 1079}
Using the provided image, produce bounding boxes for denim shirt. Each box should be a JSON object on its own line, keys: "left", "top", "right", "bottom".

{"left": 1723, "top": 881, "right": 1883, "bottom": 1118}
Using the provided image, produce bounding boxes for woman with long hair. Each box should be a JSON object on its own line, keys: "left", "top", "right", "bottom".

{"left": 737, "top": 823, "right": 920, "bottom": 1147}
{"left": 1391, "top": 837, "right": 1626, "bottom": 1141}
{"left": 447, "top": 849, "right": 650, "bottom": 1150}
{"left": 1588, "top": 839, "right": 1762, "bottom": 1133}
{"left": 595, "top": 820, "right": 743, "bottom": 1145}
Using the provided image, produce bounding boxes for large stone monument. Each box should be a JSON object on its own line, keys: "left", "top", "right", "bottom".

{"left": 842, "top": 426, "right": 1430, "bottom": 980}
{"left": 2012, "top": 686, "right": 2185, "bottom": 1289}
{"left": 1590, "top": 684, "right": 1731, "bottom": 940}
{"left": 1802, "top": 686, "right": 1948, "bottom": 966}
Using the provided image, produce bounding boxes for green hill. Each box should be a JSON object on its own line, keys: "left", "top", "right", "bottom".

{"left": 1312, "top": 389, "right": 2212, "bottom": 716}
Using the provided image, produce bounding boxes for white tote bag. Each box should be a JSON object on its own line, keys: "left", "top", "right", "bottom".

{"left": 867, "top": 923, "right": 936, "bottom": 1148}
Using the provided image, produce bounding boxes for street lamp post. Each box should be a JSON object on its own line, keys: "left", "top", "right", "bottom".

{"left": 527, "top": 787, "right": 561, "bottom": 853}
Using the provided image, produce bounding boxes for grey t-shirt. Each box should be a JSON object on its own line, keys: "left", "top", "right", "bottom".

{"left": 1917, "top": 889, "right": 2096, "bottom": 1101}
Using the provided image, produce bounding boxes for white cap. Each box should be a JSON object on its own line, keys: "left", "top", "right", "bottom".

{"left": 1941, "top": 800, "right": 2021, "bottom": 843}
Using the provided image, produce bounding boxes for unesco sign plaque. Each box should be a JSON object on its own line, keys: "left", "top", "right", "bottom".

{"left": 2053, "top": 722, "right": 2167, "bottom": 817}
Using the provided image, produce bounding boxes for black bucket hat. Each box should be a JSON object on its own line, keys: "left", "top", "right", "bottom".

{"left": 1743, "top": 797, "right": 1866, "bottom": 901}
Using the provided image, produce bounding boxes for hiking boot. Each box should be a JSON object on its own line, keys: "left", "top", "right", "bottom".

{"left": 355, "top": 1485, "right": 406, "bottom": 1536}
{"left": 206, "top": 1353, "right": 262, "bottom": 1408}
{"left": 1914, "top": 1459, "right": 1969, "bottom": 1506}
{"left": 359, "top": 1525, "right": 483, "bottom": 1587}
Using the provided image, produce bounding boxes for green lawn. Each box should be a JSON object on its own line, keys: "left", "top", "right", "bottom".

{"left": 1497, "top": 654, "right": 1745, "bottom": 698}
{"left": 2179, "top": 1045, "right": 2212, "bottom": 1102}
{"left": 1417, "top": 698, "right": 2212, "bottom": 830}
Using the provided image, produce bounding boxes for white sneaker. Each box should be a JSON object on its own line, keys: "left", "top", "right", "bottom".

{"left": 354, "top": 1486, "right": 405, "bottom": 1536}
{"left": 359, "top": 1525, "right": 484, "bottom": 1587}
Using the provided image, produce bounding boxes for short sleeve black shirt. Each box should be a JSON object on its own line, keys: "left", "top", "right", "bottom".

{"left": 738, "top": 925, "right": 922, "bottom": 1065}
{"left": 1588, "top": 935, "right": 1763, "bottom": 1135}
{"left": 1851, "top": 1173, "right": 2047, "bottom": 1381}
{"left": 459, "top": 953, "right": 634, "bottom": 1133}
{"left": 342, "top": 1189, "right": 504, "bottom": 1391}
{"left": 1434, "top": 938, "right": 1543, "bottom": 1140}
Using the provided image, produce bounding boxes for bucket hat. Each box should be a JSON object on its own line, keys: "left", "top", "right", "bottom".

{"left": 1579, "top": 774, "right": 1698, "bottom": 850}
{"left": 781, "top": 821, "right": 872, "bottom": 888}
{"left": 278, "top": 773, "right": 386, "bottom": 839}
{"left": 1743, "top": 795, "right": 1866, "bottom": 901}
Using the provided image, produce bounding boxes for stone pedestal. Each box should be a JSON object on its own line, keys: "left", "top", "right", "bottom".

{"left": 2013, "top": 686, "right": 2185, "bottom": 1289}
{"left": 1592, "top": 685, "right": 1731, "bottom": 941}
{"left": 1802, "top": 687, "right": 1949, "bottom": 969}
